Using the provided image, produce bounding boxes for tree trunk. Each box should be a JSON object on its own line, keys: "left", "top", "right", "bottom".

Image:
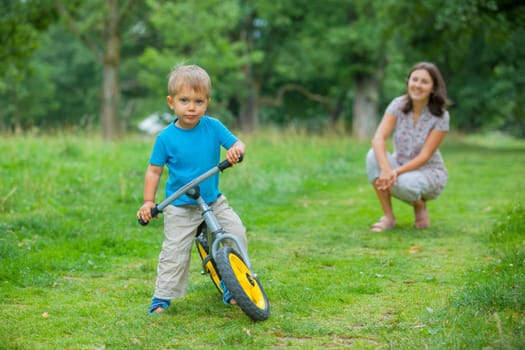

{"left": 237, "top": 20, "right": 258, "bottom": 132}
{"left": 352, "top": 74, "right": 381, "bottom": 140}
{"left": 330, "top": 88, "right": 349, "bottom": 127}
{"left": 238, "top": 61, "right": 258, "bottom": 132}
{"left": 101, "top": 0, "right": 121, "bottom": 140}
{"left": 12, "top": 88, "right": 22, "bottom": 133}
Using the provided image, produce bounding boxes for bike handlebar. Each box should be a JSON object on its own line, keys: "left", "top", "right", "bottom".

{"left": 138, "top": 155, "right": 243, "bottom": 226}
{"left": 218, "top": 153, "right": 243, "bottom": 171}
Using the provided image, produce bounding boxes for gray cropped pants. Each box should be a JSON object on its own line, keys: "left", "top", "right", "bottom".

{"left": 153, "top": 195, "right": 247, "bottom": 300}
{"left": 366, "top": 149, "right": 430, "bottom": 204}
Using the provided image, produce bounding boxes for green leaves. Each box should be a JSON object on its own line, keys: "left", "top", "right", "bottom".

{"left": 1, "top": 0, "right": 524, "bottom": 136}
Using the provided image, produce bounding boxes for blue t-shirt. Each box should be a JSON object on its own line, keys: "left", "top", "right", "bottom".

{"left": 149, "top": 116, "right": 238, "bottom": 205}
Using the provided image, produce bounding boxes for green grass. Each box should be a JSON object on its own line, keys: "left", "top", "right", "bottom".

{"left": 0, "top": 130, "right": 524, "bottom": 349}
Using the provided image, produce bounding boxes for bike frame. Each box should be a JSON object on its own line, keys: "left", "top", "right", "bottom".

{"left": 141, "top": 159, "right": 254, "bottom": 272}
{"left": 188, "top": 187, "right": 253, "bottom": 272}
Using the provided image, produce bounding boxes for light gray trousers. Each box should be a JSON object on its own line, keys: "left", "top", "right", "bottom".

{"left": 366, "top": 149, "right": 430, "bottom": 204}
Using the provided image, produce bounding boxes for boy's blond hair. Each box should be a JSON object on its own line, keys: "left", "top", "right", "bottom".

{"left": 167, "top": 64, "right": 211, "bottom": 98}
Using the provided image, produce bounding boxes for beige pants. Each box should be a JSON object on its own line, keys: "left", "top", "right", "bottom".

{"left": 153, "top": 195, "right": 247, "bottom": 300}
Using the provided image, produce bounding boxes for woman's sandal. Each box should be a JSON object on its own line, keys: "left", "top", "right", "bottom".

{"left": 370, "top": 216, "right": 397, "bottom": 232}
{"left": 414, "top": 215, "right": 429, "bottom": 228}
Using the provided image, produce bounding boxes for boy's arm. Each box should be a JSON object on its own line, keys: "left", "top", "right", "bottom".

{"left": 226, "top": 140, "right": 246, "bottom": 165}
{"left": 137, "top": 164, "right": 163, "bottom": 222}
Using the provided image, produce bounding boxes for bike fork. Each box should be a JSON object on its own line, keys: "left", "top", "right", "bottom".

{"left": 188, "top": 187, "right": 255, "bottom": 275}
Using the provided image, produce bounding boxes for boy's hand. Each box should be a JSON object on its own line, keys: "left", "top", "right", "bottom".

{"left": 226, "top": 141, "right": 245, "bottom": 165}
{"left": 226, "top": 148, "right": 242, "bottom": 164}
{"left": 137, "top": 201, "right": 157, "bottom": 223}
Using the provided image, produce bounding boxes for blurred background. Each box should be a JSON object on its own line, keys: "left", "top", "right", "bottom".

{"left": 1, "top": 0, "right": 524, "bottom": 140}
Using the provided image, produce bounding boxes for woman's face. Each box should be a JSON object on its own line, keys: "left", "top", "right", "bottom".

{"left": 407, "top": 69, "right": 434, "bottom": 105}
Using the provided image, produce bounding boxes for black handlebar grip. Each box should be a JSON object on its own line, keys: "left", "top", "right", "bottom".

{"left": 151, "top": 206, "right": 159, "bottom": 217}
{"left": 218, "top": 153, "right": 244, "bottom": 171}
{"left": 138, "top": 206, "right": 160, "bottom": 226}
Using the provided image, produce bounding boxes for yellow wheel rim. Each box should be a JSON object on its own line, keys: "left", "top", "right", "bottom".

{"left": 197, "top": 243, "right": 222, "bottom": 293}
{"left": 229, "top": 253, "right": 267, "bottom": 309}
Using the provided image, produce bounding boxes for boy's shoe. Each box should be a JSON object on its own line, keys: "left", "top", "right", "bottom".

{"left": 148, "top": 297, "right": 171, "bottom": 315}
{"left": 220, "top": 280, "right": 236, "bottom": 305}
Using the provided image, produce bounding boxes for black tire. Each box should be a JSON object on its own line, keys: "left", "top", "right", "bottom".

{"left": 195, "top": 233, "right": 223, "bottom": 294}
{"left": 216, "top": 246, "right": 270, "bottom": 321}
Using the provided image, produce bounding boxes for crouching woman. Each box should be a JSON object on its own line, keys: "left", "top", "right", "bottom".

{"left": 366, "top": 62, "right": 450, "bottom": 232}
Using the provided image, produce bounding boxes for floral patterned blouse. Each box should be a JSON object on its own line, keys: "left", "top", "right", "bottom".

{"left": 386, "top": 95, "right": 450, "bottom": 200}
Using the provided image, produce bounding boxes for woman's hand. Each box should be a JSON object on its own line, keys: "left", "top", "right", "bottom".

{"left": 375, "top": 168, "right": 398, "bottom": 191}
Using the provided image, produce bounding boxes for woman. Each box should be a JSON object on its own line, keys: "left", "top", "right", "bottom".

{"left": 366, "top": 62, "right": 450, "bottom": 232}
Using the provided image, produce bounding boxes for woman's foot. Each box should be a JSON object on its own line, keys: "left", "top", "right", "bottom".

{"left": 414, "top": 201, "right": 430, "bottom": 229}
{"left": 370, "top": 216, "right": 397, "bottom": 232}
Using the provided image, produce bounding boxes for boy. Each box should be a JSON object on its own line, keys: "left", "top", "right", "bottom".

{"left": 137, "top": 64, "right": 247, "bottom": 314}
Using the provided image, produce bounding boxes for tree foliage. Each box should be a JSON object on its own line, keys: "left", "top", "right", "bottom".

{"left": 0, "top": 0, "right": 58, "bottom": 131}
{"left": 0, "top": 0, "right": 523, "bottom": 137}
{"left": 0, "top": 0, "right": 57, "bottom": 73}
{"left": 389, "top": 0, "right": 525, "bottom": 136}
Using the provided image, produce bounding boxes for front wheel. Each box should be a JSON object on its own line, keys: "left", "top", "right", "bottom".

{"left": 216, "top": 246, "right": 270, "bottom": 321}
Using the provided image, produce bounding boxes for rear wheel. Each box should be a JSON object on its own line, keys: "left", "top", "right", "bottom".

{"left": 195, "top": 233, "right": 222, "bottom": 294}
{"left": 216, "top": 246, "right": 270, "bottom": 321}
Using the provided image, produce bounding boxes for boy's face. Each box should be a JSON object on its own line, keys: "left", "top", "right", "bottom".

{"left": 166, "top": 86, "right": 209, "bottom": 129}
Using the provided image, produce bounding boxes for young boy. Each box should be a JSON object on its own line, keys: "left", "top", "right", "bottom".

{"left": 137, "top": 64, "right": 247, "bottom": 314}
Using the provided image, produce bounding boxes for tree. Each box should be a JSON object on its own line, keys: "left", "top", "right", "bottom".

{"left": 138, "top": 0, "right": 254, "bottom": 129}
{"left": 0, "top": 0, "right": 57, "bottom": 131}
{"left": 2, "top": 0, "right": 523, "bottom": 137}
{"left": 249, "top": 0, "right": 393, "bottom": 137}
{"left": 0, "top": 0, "right": 57, "bottom": 75}
{"left": 387, "top": 0, "right": 525, "bottom": 136}
{"left": 55, "top": 0, "right": 143, "bottom": 139}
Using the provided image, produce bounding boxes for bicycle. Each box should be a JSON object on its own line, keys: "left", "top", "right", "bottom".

{"left": 138, "top": 157, "right": 270, "bottom": 321}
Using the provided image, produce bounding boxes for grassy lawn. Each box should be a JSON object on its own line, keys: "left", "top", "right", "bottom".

{"left": 1, "top": 130, "right": 524, "bottom": 349}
